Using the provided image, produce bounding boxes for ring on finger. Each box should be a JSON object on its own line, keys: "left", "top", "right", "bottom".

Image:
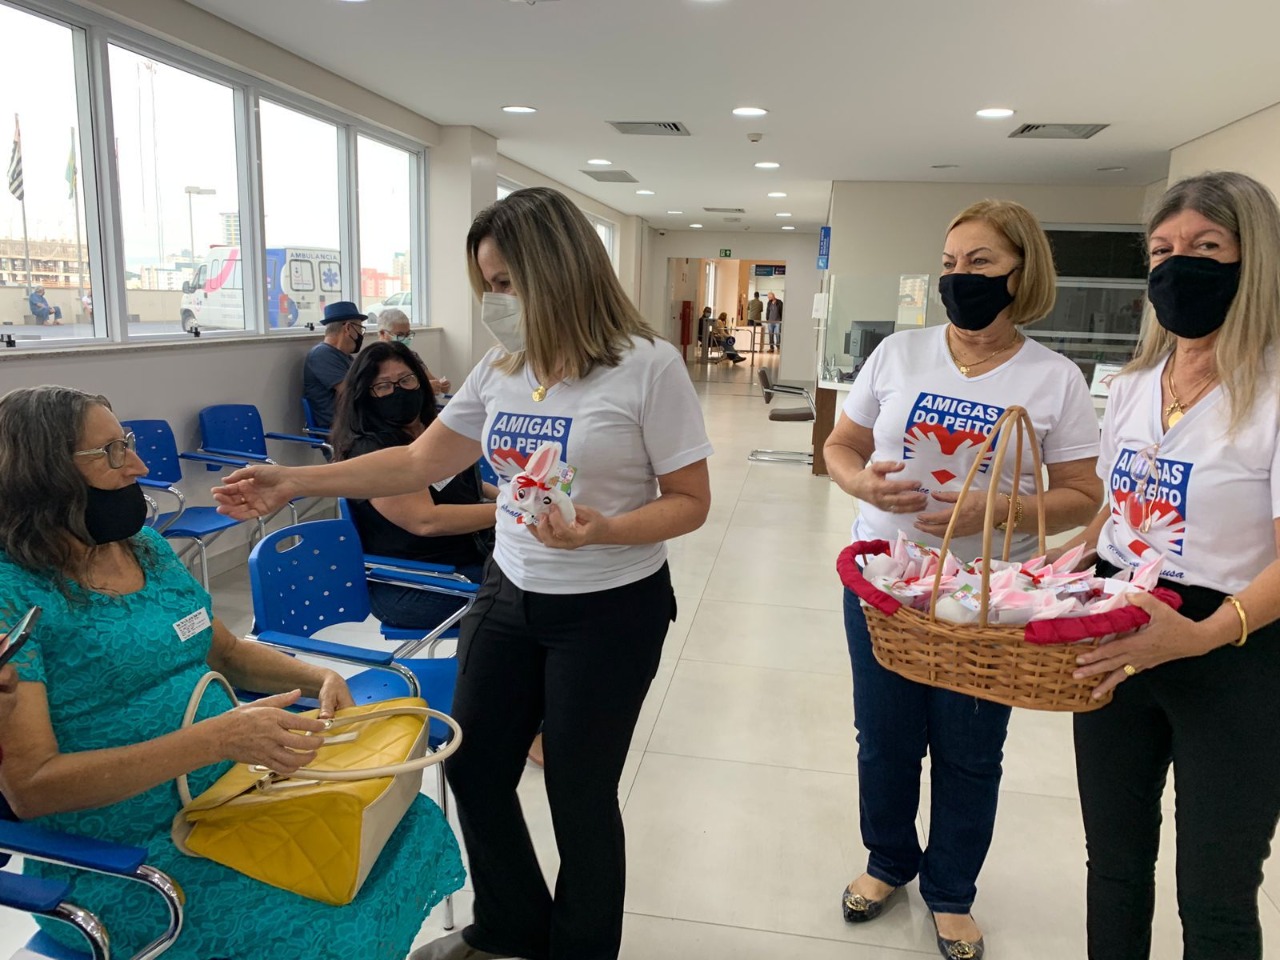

{"left": 1122, "top": 663, "right": 1139, "bottom": 677}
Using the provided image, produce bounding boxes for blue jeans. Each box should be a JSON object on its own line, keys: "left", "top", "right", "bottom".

{"left": 766, "top": 320, "right": 780, "bottom": 348}
{"left": 368, "top": 562, "right": 486, "bottom": 630}
{"left": 844, "top": 588, "right": 1010, "bottom": 914}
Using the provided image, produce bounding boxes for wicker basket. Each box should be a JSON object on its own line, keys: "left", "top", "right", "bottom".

{"left": 837, "top": 405, "right": 1177, "bottom": 713}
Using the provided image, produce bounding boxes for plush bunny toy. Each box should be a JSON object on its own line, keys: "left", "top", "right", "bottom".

{"left": 509, "top": 440, "right": 577, "bottom": 526}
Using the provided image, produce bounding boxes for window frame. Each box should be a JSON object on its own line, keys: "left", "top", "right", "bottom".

{"left": 4, "top": 0, "right": 429, "bottom": 348}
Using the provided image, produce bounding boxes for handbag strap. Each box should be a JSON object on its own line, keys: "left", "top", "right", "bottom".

{"left": 250, "top": 707, "right": 463, "bottom": 786}
{"left": 176, "top": 671, "right": 240, "bottom": 807}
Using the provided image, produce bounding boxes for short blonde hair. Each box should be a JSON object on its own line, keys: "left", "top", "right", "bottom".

{"left": 1131, "top": 171, "right": 1280, "bottom": 430}
{"left": 466, "top": 187, "right": 656, "bottom": 378}
{"left": 946, "top": 200, "right": 1057, "bottom": 325}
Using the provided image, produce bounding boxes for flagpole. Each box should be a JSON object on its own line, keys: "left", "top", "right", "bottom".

{"left": 71, "top": 126, "right": 83, "bottom": 307}
{"left": 13, "top": 115, "right": 31, "bottom": 296}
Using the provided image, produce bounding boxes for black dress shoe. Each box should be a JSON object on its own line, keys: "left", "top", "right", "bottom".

{"left": 840, "top": 882, "right": 899, "bottom": 923}
{"left": 933, "top": 916, "right": 984, "bottom": 959}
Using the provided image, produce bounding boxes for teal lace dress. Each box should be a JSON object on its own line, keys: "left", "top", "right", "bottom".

{"left": 2, "top": 528, "right": 465, "bottom": 959}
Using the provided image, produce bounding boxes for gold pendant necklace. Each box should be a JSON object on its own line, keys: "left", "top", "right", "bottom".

{"left": 946, "top": 327, "right": 1021, "bottom": 377}
{"left": 532, "top": 384, "right": 548, "bottom": 402}
{"left": 1163, "top": 352, "right": 1215, "bottom": 427}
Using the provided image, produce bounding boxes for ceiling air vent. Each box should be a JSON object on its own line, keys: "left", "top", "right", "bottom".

{"left": 608, "top": 121, "right": 691, "bottom": 137}
{"left": 704, "top": 207, "right": 746, "bottom": 214}
{"left": 723, "top": 217, "right": 743, "bottom": 223}
{"left": 580, "top": 169, "right": 639, "bottom": 183}
{"left": 1008, "top": 123, "right": 1109, "bottom": 140}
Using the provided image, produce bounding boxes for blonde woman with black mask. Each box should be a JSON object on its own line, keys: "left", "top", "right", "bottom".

{"left": 214, "top": 187, "right": 713, "bottom": 960}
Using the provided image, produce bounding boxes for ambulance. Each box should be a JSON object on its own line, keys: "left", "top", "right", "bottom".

{"left": 180, "top": 246, "right": 342, "bottom": 331}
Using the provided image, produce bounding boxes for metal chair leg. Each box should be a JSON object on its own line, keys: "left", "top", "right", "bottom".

{"left": 438, "top": 761, "right": 455, "bottom": 930}
{"left": 194, "top": 538, "right": 210, "bottom": 589}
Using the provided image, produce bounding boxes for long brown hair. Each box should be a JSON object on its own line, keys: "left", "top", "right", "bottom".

{"left": 466, "top": 187, "right": 657, "bottom": 379}
{"left": 1130, "top": 171, "right": 1280, "bottom": 430}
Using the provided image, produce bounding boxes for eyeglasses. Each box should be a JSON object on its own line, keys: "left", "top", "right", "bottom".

{"left": 1126, "top": 442, "right": 1161, "bottom": 534}
{"left": 74, "top": 432, "right": 137, "bottom": 469}
{"left": 369, "top": 373, "right": 421, "bottom": 398}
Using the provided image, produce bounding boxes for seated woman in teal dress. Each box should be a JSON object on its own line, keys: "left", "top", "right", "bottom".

{"left": 0, "top": 385, "right": 465, "bottom": 960}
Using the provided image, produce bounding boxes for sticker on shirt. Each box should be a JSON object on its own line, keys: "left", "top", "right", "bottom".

{"left": 173, "top": 607, "right": 212, "bottom": 642}
{"left": 485, "top": 414, "right": 577, "bottom": 524}
{"left": 901, "top": 393, "right": 1004, "bottom": 493}
{"left": 1108, "top": 446, "right": 1193, "bottom": 559}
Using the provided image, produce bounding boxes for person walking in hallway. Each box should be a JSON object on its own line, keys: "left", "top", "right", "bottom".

{"left": 765, "top": 291, "right": 783, "bottom": 351}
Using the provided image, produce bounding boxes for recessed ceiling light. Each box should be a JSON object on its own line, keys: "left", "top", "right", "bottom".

{"left": 781, "top": 225, "right": 796, "bottom": 231}
{"left": 775, "top": 212, "right": 792, "bottom": 218}
{"left": 1096, "top": 166, "right": 1127, "bottom": 172}
{"left": 976, "top": 107, "right": 1015, "bottom": 119}
{"left": 667, "top": 210, "right": 683, "bottom": 215}
{"left": 636, "top": 189, "right": 655, "bottom": 195}
{"left": 690, "top": 223, "right": 703, "bottom": 229}
{"left": 502, "top": 105, "right": 538, "bottom": 114}
{"left": 587, "top": 158, "right": 612, "bottom": 166}
{"left": 931, "top": 164, "right": 960, "bottom": 169}
{"left": 767, "top": 191, "right": 787, "bottom": 198}
{"left": 754, "top": 161, "right": 780, "bottom": 169}
{"left": 733, "top": 107, "right": 768, "bottom": 117}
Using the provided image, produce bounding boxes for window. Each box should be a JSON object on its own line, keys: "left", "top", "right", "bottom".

{"left": 586, "top": 213, "right": 618, "bottom": 272}
{"left": 0, "top": 5, "right": 99, "bottom": 342}
{"left": 497, "top": 176, "right": 521, "bottom": 201}
{"left": 110, "top": 45, "right": 246, "bottom": 334}
{"left": 357, "top": 135, "right": 415, "bottom": 321}
{"left": 260, "top": 100, "right": 343, "bottom": 330}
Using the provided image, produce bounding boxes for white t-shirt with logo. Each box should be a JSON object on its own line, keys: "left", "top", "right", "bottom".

{"left": 440, "top": 336, "right": 714, "bottom": 594}
{"left": 1095, "top": 354, "right": 1280, "bottom": 594}
{"left": 843, "top": 325, "right": 1100, "bottom": 562}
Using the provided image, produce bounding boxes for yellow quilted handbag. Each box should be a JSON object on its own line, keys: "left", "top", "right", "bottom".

{"left": 170, "top": 672, "right": 461, "bottom": 905}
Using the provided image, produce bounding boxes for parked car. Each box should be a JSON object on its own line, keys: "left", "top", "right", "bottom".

{"left": 364, "top": 290, "right": 412, "bottom": 326}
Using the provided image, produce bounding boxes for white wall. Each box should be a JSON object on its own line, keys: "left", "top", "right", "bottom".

{"left": 643, "top": 230, "right": 823, "bottom": 383}
{"left": 1168, "top": 100, "right": 1280, "bottom": 199}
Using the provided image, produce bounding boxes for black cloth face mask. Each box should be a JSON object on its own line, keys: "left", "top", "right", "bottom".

{"left": 370, "top": 387, "right": 422, "bottom": 426}
{"left": 938, "top": 271, "right": 1017, "bottom": 331}
{"left": 84, "top": 482, "right": 148, "bottom": 545}
{"left": 1147, "top": 255, "right": 1241, "bottom": 340}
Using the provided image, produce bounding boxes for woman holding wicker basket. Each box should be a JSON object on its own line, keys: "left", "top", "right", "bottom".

{"left": 824, "top": 200, "right": 1103, "bottom": 959}
{"left": 1063, "top": 171, "right": 1280, "bottom": 960}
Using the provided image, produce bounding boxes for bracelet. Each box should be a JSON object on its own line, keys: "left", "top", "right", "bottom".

{"left": 1223, "top": 595, "right": 1249, "bottom": 647}
{"left": 996, "top": 494, "right": 1024, "bottom": 531}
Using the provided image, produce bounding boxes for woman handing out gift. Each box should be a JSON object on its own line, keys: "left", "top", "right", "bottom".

{"left": 824, "top": 200, "right": 1102, "bottom": 959}
{"left": 1062, "top": 171, "right": 1280, "bottom": 960}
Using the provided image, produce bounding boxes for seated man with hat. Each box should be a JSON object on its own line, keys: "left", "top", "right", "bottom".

{"left": 303, "top": 300, "right": 366, "bottom": 430}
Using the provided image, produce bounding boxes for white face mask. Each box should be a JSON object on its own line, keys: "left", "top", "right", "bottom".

{"left": 480, "top": 292, "right": 524, "bottom": 353}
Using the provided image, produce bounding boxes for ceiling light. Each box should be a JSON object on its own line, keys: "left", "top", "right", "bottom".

{"left": 733, "top": 107, "right": 768, "bottom": 117}
{"left": 776, "top": 212, "right": 792, "bottom": 218}
{"left": 931, "top": 164, "right": 960, "bottom": 169}
{"left": 667, "top": 210, "right": 683, "bottom": 214}
{"left": 754, "top": 161, "right": 780, "bottom": 169}
{"left": 502, "top": 105, "right": 538, "bottom": 114}
{"left": 782, "top": 225, "right": 796, "bottom": 231}
{"left": 1097, "top": 165, "right": 1127, "bottom": 172}
{"left": 976, "top": 107, "right": 1015, "bottom": 119}
{"left": 767, "top": 191, "right": 787, "bottom": 198}
{"left": 636, "top": 189, "right": 655, "bottom": 195}
{"left": 690, "top": 223, "right": 703, "bottom": 229}
{"left": 587, "top": 158, "right": 612, "bottom": 166}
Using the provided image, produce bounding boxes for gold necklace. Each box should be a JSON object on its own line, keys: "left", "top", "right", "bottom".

{"left": 532, "top": 384, "right": 548, "bottom": 402}
{"left": 1164, "top": 352, "right": 1215, "bottom": 427}
{"left": 946, "top": 327, "right": 1022, "bottom": 377}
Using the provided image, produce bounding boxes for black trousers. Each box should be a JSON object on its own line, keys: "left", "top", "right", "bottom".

{"left": 1074, "top": 566, "right": 1280, "bottom": 960}
{"left": 445, "top": 558, "right": 675, "bottom": 960}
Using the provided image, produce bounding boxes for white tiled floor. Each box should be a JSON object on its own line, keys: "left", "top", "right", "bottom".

{"left": 6, "top": 354, "right": 1278, "bottom": 959}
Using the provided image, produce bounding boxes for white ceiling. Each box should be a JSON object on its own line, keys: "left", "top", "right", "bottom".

{"left": 186, "top": 0, "right": 1280, "bottom": 234}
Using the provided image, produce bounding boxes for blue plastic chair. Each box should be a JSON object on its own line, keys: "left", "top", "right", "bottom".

{"left": 197, "top": 404, "right": 332, "bottom": 524}
{"left": 0, "top": 797, "right": 183, "bottom": 960}
{"left": 247, "top": 519, "right": 477, "bottom": 931}
{"left": 122, "top": 419, "right": 265, "bottom": 590}
{"left": 300, "top": 398, "right": 329, "bottom": 440}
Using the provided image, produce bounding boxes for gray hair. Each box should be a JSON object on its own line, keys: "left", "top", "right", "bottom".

{"left": 0, "top": 386, "right": 150, "bottom": 590}
{"left": 378, "top": 308, "right": 410, "bottom": 332}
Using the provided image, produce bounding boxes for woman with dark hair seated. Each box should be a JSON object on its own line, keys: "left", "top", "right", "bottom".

{"left": 330, "top": 341, "right": 497, "bottom": 629}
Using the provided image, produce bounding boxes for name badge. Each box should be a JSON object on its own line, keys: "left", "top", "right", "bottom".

{"left": 174, "top": 608, "right": 212, "bottom": 642}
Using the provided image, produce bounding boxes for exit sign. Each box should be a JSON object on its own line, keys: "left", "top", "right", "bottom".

{"left": 719, "top": 248, "right": 732, "bottom": 258}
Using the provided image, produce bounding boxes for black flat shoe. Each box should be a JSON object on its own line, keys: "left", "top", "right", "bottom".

{"left": 932, "top": 915, "right": 984, "bottom": 960}
{"left": 841, "top": 882, "right": 899, "bottom": 923}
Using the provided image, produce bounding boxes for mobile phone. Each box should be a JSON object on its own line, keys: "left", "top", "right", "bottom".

{"left": 0, "top": 606, "right": 41, "bottom": 669}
